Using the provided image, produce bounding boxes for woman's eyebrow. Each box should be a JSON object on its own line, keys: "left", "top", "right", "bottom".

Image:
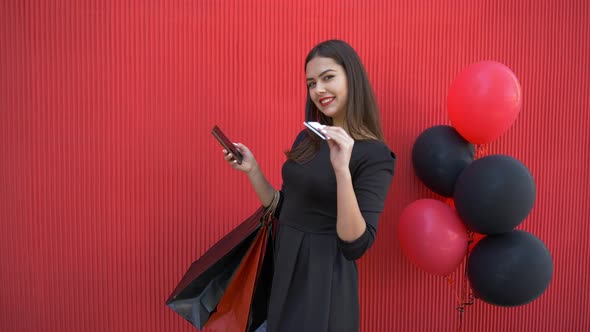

{"left": 306, "top": 69, "right": 336, "bottom": 81}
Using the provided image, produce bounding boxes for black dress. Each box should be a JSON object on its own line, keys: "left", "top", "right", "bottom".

{"left": 266, "top": 130, "right": 396, "bottom": 332}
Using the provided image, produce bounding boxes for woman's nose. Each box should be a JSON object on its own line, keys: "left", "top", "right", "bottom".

{"left": 315, "top": 83, "right": 326, "bottom": 94}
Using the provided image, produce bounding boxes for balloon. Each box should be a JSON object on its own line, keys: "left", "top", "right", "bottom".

{"left": 454, "top": 155, "right": 536, "bottom": 235}
{"left": 398, "top": 199, "right": 468, "bottom": 275}
{"left": 412, "top": 125, "right": 475, "bottom": 197}
{"left": 467, "top": 230, "right": 553, "bottom": 307}
{"left": 447, "top": 61, "right": 522, "bottom": 144}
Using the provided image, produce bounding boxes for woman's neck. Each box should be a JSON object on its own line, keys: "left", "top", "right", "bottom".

{"left": 332, "top": 117, "right": 348, "bottom": 132}
{"left": 332, "top": 118, "right": 379, "bottom": 141}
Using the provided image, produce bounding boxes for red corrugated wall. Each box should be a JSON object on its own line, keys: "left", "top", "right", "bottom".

{"left": 1, "top": 0, "right": 589, "bottom": 331}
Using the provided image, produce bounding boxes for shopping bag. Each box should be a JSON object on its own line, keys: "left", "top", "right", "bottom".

{"left": 167, "top": 192, "right": 279, "bottom": 331}
{"left": 166, "top": 209, "right": 262, "bottom": 328}
{"left": 203, "top": 224, "right": 270, "bottom": 332}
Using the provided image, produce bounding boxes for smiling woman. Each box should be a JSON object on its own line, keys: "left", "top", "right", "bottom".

{"left": 222, "top": 40, "right": 396, "bottom": 332}
{"left": 305, "top": 58, "right": 349, "bottom": 123}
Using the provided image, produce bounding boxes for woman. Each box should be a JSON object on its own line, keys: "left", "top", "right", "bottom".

{"left": 222, "top": 40, "right": 396, "bottom": 332}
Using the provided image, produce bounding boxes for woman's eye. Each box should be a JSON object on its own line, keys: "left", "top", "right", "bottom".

{"left": 324, "top": 75, "right": 334, "bottom": 81}
{"left": 307, "top": 82, "right": 316, "bottom": 88}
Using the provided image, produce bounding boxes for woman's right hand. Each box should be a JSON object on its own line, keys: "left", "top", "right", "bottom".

{"left": 222, "top": 143, "right": 258, "bottom": 174}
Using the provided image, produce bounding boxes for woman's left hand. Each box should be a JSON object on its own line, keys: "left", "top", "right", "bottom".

{"left": 322, "top": 126, "right": 354, "bottom": 174}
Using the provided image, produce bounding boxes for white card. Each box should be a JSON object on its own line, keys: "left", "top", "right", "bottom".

{"left": 303, "top": 122, "right": 328, "bottom": 140}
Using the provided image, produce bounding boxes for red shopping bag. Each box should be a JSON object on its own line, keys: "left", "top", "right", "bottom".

{"left": 203, "top": 225, "right": 269, "bottom": 332}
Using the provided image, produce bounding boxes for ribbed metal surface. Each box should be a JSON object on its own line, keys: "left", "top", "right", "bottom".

{"left": 1, "top": 0, "right": 589, "bottom": 331}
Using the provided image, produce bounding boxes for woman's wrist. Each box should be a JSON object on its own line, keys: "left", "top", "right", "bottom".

{"left": 247, "top": 161, "right": 261, "bottom": 177}
{"left": 334, "top": 167, "right": 352, "bottom": 181}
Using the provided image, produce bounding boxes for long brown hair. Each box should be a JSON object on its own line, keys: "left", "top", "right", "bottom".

{"left": 286, "top": 40, "right": 384, "bottom": 163}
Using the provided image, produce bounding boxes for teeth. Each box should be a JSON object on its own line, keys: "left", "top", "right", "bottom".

{"left": 321, "top": 97, "right": 334, "bottom": 105}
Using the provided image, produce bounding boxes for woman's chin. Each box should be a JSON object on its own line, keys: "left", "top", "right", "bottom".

{"left": 318, "top": 108, "right": 342, "bottom": 119}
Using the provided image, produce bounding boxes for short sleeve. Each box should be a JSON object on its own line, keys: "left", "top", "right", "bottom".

{"left": 337, "top": 142, "right": 396, "bottom": 260}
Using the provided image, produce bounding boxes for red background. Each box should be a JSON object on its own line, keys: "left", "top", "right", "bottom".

{"left": 1, "top": 0, "right": 589, "bottom": 331}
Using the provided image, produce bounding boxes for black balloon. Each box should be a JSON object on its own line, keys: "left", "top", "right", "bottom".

{"left": 467, "top": 230, "right": 553, "bottom": 307}
{"left": 454, "top": 154, "right": 536, "bottom": 234}
{"left": 412, "top": 125, "right": 475, "bottom": 197}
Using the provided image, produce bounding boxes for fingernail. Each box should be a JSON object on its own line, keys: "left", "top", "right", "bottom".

{"left": 321, "top": 130, "right": 327, "bottom": 133}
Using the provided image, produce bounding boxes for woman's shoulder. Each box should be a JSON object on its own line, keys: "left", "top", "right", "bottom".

{"left": 353, "top": 139, "right": 396, "bottom": 161}
{"left": 288, "top": 129, "right": 308, "bottom": 149}
{"left": 350, "top": 139, "right": 396, "bottom": 178}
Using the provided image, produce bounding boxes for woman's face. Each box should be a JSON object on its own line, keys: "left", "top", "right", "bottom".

{"left": 305, "top": 56, "right": 348, "bottom": 123}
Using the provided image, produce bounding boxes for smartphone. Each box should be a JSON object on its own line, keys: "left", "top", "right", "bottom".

{"left": 303, "top": 121, "right": 328, "bottom": 140}
{"left": 212, "top": 125, "right": 244, "bottom": 165}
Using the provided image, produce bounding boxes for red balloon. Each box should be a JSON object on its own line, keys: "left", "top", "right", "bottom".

{"left": 447, "top": 61, "right": 522, "bottom": 144}
{"left": 398, "top": 199, "right": 468, "bottom": 275}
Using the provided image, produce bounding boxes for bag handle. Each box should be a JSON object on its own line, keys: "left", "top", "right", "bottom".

{"left": 262, "top": 190, "right": 280, "bottom": 222}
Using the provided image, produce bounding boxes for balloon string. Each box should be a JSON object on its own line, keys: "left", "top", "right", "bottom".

{"left": 443, "top": 192, "right": 475, "bottom": 330}
{"left": 450, "top": 142, "right": 484, "bottom": 331}
{"left": 444, "top": 145, "right": 484, "bottom": 331}
{"left": 444, "top": 276, "right": 463, "bottom": 304}
{"left": 456, "top": 230, "right": 475, "bottom": 332}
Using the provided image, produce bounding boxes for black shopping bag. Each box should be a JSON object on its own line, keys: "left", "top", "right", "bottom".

{"left": 166, "top": 200, "right": 277, "bottom": 331}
